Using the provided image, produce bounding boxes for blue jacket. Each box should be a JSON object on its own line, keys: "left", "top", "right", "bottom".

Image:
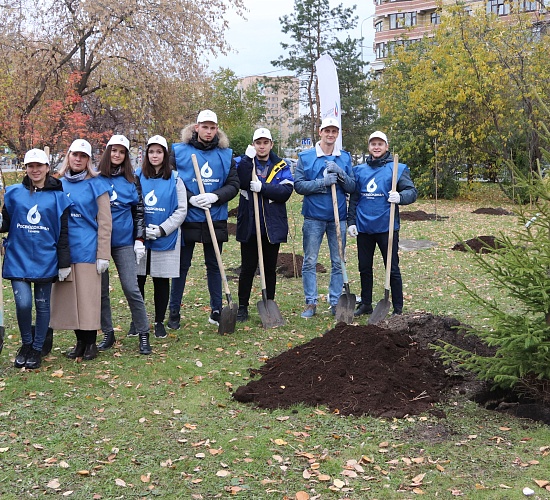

{"left": 236, "top": 151, "right": 294, "bottom": 244}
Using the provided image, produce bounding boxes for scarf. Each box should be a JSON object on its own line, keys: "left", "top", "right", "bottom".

{"left": 64, "top": 169, "right": 88, "bottom": 183}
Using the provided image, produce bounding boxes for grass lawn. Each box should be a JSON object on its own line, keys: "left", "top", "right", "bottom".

{"left": 1, "top": 181, "right": 549, "bottom": 499}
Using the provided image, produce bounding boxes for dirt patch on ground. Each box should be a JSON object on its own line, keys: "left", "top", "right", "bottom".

{"left": 472, "top": 207, "right": 513, "bottom": 216}
{"left": 400, "top": 210, "right": 449, "bottom": 221}
{"left": 228, "top": 253, "right": 327, "bottom": 279}
{"left": 451, "top": 235, "right": 505, "bottom": 253}
{"left": 228, "top": 207, "right": 238, "bottom": 218}
{"left": 233, "top": 314, "right": 493, "bottom": 419}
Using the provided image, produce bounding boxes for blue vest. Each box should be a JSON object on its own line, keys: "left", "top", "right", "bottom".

{"left": 62, "top": 176, "right": 112, "bottom": 263}
{"left": 172, "top": 142, "right": 232, "bottom": 222}
{"left": 353, "top": 160, "right": 407, "bottom": 234}
{"left": 298, "top": 149, "right": 351, "bottom": 221}
{"left": 107, "top": 175, "right": 139, "bottom": 248}
{"left": 3, "top": 184, "right": 71, "bottom": 280}
{"left": 136, "top": 169, "right": 179, "bottom": 251}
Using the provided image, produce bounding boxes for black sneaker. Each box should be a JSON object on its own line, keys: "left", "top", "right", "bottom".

{"left": 208, "top": 310, "right": 220, "bottom": 326}
{"left": 14, "top": 344, "right": 32, "bottom": 368}
{"left": 354, "top": 303, "right": 373, "bottom": 317}
{"left": 167, "top": 308, "right": 180, "bottom": 330}
{"left": 236, "top": 306, "right": 249, "bottom": 323}
{"left": 98, "top": 331, "right": 116, "bottom": 351}
{"left": 25, "top": 348, "right": 42, "bottom": 369}
{"left": 127, "top": 322, "right": 137, "bottom": 337}
{"left": 154, "top": 322, "right": 167, "bottom": 339}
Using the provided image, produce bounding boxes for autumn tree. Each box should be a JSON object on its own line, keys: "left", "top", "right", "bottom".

{"left": 0, "top": 0, "right": 245, "bottom": 158}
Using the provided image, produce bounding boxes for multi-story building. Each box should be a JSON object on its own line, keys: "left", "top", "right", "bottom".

{"left": 238, "top": 76, "right": 300, "bottom": 152}
{"left": 371, "top": 0, "right": 548, "bottom": 71}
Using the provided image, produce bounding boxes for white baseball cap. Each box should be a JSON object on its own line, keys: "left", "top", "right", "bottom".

{"left": 107, "top": 134, "right": 130, "bottom": 150}
{"left": 69, "top": 139, "right": 92, "bottom": 157}
{"left": 23, "top": 148, "right": 49, "bottom": 165}
{"left": 196, "top": 109, "right": 218, "bottom": 124}
{"left": 252, "top": 128, "right": 272, "bottom": 142}
{"left": 369, "top": 131, "right": 388, "bottom": 144}
{"left": 147, "top": 135, "right": 168, "bottom": 150}
{"left": 320, "top": 117, "right": 340, "bottom": 130}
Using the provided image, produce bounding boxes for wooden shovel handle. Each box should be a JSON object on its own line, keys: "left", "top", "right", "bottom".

{"left": 251, "top": 161, "right": 268, "bottom": 291}
{"left": 191, "top": 154, "right": 231, "bottom": 296}
{"left": 384, "top": 154, "right": 399, "bottom": 290}
{"left": 331, "top": 183, "right": 349, "bottom": 284}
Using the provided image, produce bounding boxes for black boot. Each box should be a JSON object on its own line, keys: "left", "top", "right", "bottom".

{"left": 139, "top": 332, "right": 152, "bottom": 355}
{"left": 236, "top": 305, "right": 249, "bottom": 322}
{"left": 154, "top": 322, "right": 167, "bottom": 339}
{"left": 25, "top": 348, "right": 42, "bottom": 369}
{"left": 98, "top": 331, "right": 116, "bottom": 351}
{"left": 14, "top": 344, "right": 32, "bottom": 368}
{"left": 83, "top": 343, "right": 98, "bottom": 361}
{"left": 66, "top": 341, "right": 85, "bottom": 359}
{"left": 167, "top": 308, "right": 180, "bottom": 330}
{"left": 41, "top": 327, "right": 54, "bottom": 356}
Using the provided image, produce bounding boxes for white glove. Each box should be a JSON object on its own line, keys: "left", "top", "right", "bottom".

{"left": 388, "top": 191, "right": 400, "bottom": 204}
{"left": 245, "top": 145, "right": 256, "bottom": 158}
{"left": 189, "top": 196, "right": 201, "bottom": 208}
{"left": 146, "top": 224, "right": 162, "bottom": 240}
{"left": 134, "top": 240, "right": 145, "bottom": 264}
{"left": 250, "top": 179, "right": 262, "bottom": 192}
{"left": 194, "top": 193, "right": 218, "bottom": 209}
{"left": 58, "top": 267, "right": 71, "bottom": 281}
{"left": 96, "top": 259, "right": 109, "bottom": 274}
{"left": 347, "top": 225, "right": 358, "bottom": 238}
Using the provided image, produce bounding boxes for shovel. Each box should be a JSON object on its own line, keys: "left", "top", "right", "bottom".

{"left": 331, "top": 183, "right": 356, "bottom": 323}
{"left": 370, "top": 154, "right": 399, "bottom": 325}
{"left": 191, "top": 154, "right": 238, "bottom": 334}
{"left": 251, "top": 161, "right": 285, "bottom": 328}
{"left": 0, "top": 168, "right": 4, "bottom": 354}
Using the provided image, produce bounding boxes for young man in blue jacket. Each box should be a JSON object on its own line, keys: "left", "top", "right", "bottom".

{"left": 235, "top": 128, "right": 294, "bottom": 322}
{"left": 347, "top": 131, "right": 417, "bottom": 317}
{"left": 294, "top": 117, "right": 355, "bottom": 318}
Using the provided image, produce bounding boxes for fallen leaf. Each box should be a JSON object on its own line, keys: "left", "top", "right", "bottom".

{"left": 0, "top": 447, "right": 9, "bottom": 453}
{"left": 318, "top": 474, "right": 331, "bottom": 481}
{"left": 32, "top": 443, "right": 44, "bottom": 450}
{"left": 273, "top": 439, "right": 287, "bottom": 446}
{"left": 333, "top": 479, "right": 345, "bottom": 489}
{"left": 302, "top": 470, "right": 311, "bottom": 479}
{"left": 295, "top": 491, "right": 310, "bottom": 500}
{"left": 51, "top": 369, "right": 64, "bottom": 378}
{"left": 115, "top": 478, "right": 126, "bottom": 487}
{"left": 62, "top": 491, "right": 74, "bottom": 496}
{"left": 140, "top": 474, "right": 151, "bottom": 483}
{"left": 411, "top": 473, "right": 426, "bottom": 484}
{"left": 534, "top": 480, "right": 549, "bottom": 487}
{"left": 47, "top": 479, "right": 60, "bottom": 489}
{"left": 76, "top": 470, "right": 90, "bottom": 476}
{"left": 412, "top": 487, "right": 425, "bottom": 494}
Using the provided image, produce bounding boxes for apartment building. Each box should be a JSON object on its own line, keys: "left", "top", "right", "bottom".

{"left": 371, "top": 0, "right": 548, "bottom": 71}
{"left": 238, "top": 76, "right": 300, "bottom": 149}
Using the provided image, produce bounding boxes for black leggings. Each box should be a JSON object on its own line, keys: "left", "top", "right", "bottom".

{"left": 137, "top": 275, "right": 170, "bottom": 324}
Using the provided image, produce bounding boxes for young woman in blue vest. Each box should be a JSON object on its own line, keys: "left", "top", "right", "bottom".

{"left": 50, "top": 139, "right": 112, "bottom": 361}
{"left": 347, "top": 131, "right": 417, "bottom": 317}
{"left": 0, "top": 148, "right": 71, "bottom": 369}
{"left": 97, "top": 135, "right": 151, "bottom": 355}
{"left": 136, "top": 135, "right": 187, "bottom": 339}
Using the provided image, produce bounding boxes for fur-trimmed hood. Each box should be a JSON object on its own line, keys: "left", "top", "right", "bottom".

{"left": 179, "top": 123, "right": 230, "bottom": 149}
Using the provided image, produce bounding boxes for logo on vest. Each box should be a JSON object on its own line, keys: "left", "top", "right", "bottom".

{"left": 201, "top": 162, "right": 213, "bottom": 179}
{"left": 366, "top": 178, "right": 377, "bottom": 193}
{"left": 110, "top": 188, "right": 118, "bottom": 202}
{"left": 27, "top": 204, "right": 41, "bottom": 224}
{"left": 144, "top": 190, "right": 157, "bottom": 206}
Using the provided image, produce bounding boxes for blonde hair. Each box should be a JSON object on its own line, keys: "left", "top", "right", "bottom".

{"left": 57, "top": 150, "right": 98, "bottom": 178}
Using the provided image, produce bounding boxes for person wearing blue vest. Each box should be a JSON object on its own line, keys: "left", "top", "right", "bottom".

{"left": 136, "top": 135, "right": 187, "bottom": 339}
{"left": 97, "top": 134, "right": 151, "bottom": 355}
{"left": 235, "top": 127, "right": 294, "bottom": 322}
{"left": 0, "top": 148, "right": 71, "bottom": 369}
{"left": 168, "top": 110, "right": 239, "bottom": 328}
{"left": 347, "top": 131, "right": 417, "bottom": 317}
{"left": 294, "top": 117, "right": 356, "bottom": 318}
{"left": 50, "top": 139, "right": 112, "bottom": 361}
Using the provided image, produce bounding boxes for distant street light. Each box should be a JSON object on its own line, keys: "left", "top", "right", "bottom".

{"left": 360, "top": 14, "right": 376, "bottom": 64}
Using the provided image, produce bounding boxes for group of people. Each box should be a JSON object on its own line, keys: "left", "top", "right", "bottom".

{"left": 1, "top": 108, "right": 416, "bottom": 371}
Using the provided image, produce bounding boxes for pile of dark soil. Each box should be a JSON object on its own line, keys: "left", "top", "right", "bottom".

{"left": 400, "top": 210, "right": 449, "bottom": 221}
{"left": 452, "top": 235, "right": 505, "bottom": 253}
{"left": 233, "top": 314, "right": 492, "bottom": 418}
{"left": 228, "top": 207, "right": 238, "bottom": 218}
{"left": 277, "top": 252, "right": 326, "bottom": 278}
{"left": 234, "top": 314, "right": 550, "bottom": 424}
{"left": 227, "top": 222, "right": 237, "bottom": 236}
{"left": 472, "top": 207, "right": 513, "bottom": 216}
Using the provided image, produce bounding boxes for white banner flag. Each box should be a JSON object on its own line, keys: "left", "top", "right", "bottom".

{"left": 315, "top": 53, "right": 342, "bottom": 150}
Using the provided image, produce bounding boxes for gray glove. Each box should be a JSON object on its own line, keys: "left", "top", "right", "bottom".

{"left": 326, "top": 161, "right": 346, "bottom": 183}
{"left": 323, "top": 172, "right": 337, "bottom": 187}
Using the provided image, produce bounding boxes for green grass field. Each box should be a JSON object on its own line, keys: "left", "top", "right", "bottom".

{"left": 1, "top": 181, "right": 549, "bottom": 499}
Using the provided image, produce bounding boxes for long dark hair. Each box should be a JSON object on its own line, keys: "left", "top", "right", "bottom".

{"left": 141, "top": 144, "right": 171, "bottom": 180}
{"left": 98, "top": 145, "right": 134, "bottom": 182}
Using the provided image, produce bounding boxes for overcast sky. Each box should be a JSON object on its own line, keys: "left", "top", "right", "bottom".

{"left": 208, "top": 0, "right": 375, "bottom": 78}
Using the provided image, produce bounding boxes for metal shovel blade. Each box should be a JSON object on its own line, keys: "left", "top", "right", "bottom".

{"left": 218, "top": 302, "right": 238, "bottom": 335}
{"left": 257, "top": 299, "right": 286, "bottom": 329}
{"left": 369, "top": 290, "right": 391, "bottom": 325}
{"left": 335, "top": 292, "right": 356, "bottom": 324}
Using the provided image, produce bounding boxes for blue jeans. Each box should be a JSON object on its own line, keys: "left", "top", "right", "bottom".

{"left": 169, "top": 241, "right": 223, "bottom": 312}
{"left": 11, "top": 280, "right": 52, "bottom": 351}
{"left": 302, "top": 217, "right": 346, "bottom": 307}
{"left": 101, "top": 245, "right": 150, "bottom": 334}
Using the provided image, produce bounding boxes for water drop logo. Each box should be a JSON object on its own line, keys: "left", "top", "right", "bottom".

{"left": 144, "top": 190, "right": 157, "bottom": 206}
{"left": 366, "top": 178, "right": 377, "bottom": 193}
{"left": 110, "top": 188, "right": 118, "bottom": 202}
{"left": 27, "top": 204, "right": 41, "bottom": 224}
{"left": 200, "top": 162, "right": 213, "bottom": 179}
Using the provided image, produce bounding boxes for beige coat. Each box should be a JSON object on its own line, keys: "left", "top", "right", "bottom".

{"left": 50, "top": 192, "right": 112, "bottom": 331}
